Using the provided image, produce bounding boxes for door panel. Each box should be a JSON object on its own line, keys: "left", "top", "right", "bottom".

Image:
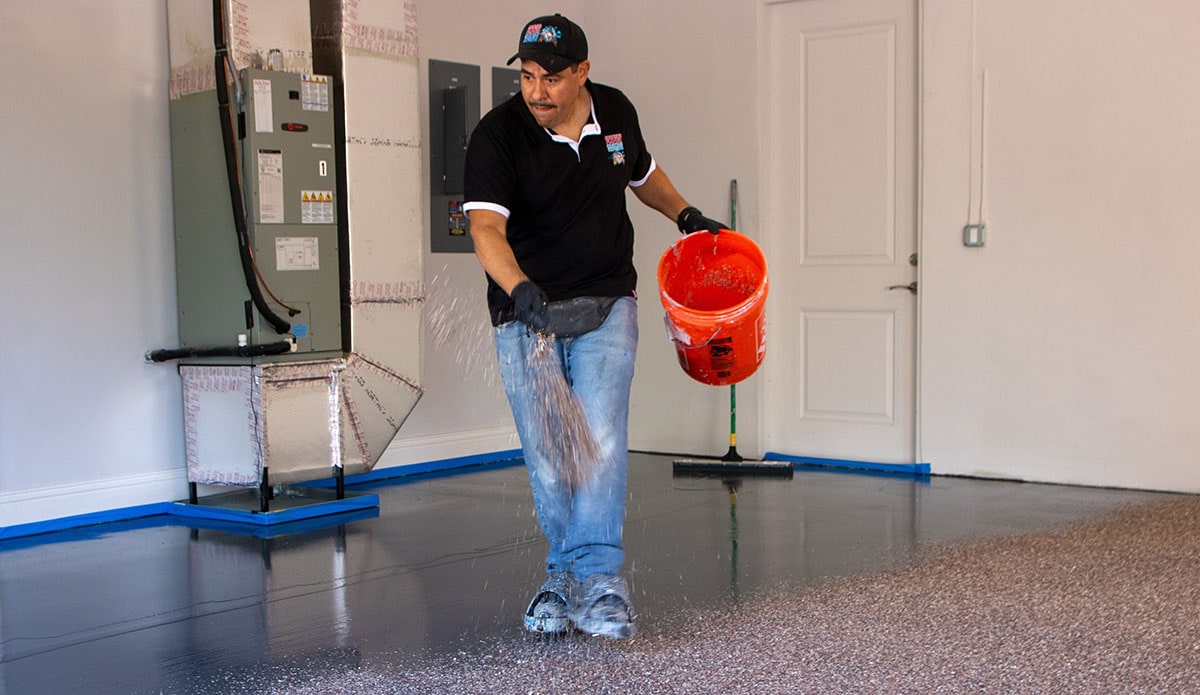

{"left": 803, "top": 310, "right": 895, "bottom": 423}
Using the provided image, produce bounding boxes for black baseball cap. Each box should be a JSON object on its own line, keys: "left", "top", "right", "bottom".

{"left": 506, "top": 14, "right": 588, "bottom": 74}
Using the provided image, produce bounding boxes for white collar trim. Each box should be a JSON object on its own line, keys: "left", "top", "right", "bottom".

{"left": 545, "top": 99, "right": 601, "bottom": 158}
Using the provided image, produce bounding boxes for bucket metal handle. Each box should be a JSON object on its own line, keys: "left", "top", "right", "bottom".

{"left": 671, "top": 326, "right": 722, "bottom": 351}
{"left": 664, "top": 313, "right": 722, "bottom": 350}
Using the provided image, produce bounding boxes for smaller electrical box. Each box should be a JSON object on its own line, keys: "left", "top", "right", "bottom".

{"left": 963, "top": 223, "right": 986, "bottom": 248}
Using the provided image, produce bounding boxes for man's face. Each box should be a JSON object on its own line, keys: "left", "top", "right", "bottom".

{"left": 520, "top": 59, "right": 590, "bottom": 131}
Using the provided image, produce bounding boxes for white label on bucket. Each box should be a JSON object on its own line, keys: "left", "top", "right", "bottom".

{"left": 663, "top": 315, "right": 693, "bottom": 345}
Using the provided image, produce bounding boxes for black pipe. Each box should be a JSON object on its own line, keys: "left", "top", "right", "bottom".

{"left": 146, "top": 341, "right": 292, "bottom": 363}
{"left": 213, "top": 0, "right": 291, "bottom": 336}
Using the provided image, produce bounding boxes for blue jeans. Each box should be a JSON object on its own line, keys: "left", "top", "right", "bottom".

{"left": 494, "top": 297, "right": 638, "bottom": 579}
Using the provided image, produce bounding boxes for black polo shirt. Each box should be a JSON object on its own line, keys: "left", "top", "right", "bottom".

{"left": 463, "top": 80, "right": 655, "bottom": 325}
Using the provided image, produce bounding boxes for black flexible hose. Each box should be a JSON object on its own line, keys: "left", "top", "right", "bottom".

{"left": 213, "top": 0, "right": 291, "bottom": 335}
{"left": 146, "top": 341, "right": 293, "bottom": 364}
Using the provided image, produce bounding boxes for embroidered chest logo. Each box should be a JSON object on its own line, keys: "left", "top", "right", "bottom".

{"left": 605, "top": 134, "right": 626, "bottom": 166}
{"left": 523, "top": 24, "right": 562, "bottom": 46}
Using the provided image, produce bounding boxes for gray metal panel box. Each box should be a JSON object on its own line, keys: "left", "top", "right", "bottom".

{"left": 492, "top": 67, "right": 520, "bottom": 109}
{"left": 429, "top": 60, "right": 480, "bottom": 254}
{"left": 170, "top": 69, "right": 342, "bottom": 359}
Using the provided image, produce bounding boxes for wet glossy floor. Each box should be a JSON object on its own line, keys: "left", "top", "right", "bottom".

{"left": 0, "top": 453, "right": 1173, "bottom": 694}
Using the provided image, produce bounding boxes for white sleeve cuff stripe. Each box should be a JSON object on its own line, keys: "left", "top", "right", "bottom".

{"left": 462, "top": 201, "right": 511, "bottom": 218}
{"left": 628, "top": 158, "right": 657, "bottom": 188}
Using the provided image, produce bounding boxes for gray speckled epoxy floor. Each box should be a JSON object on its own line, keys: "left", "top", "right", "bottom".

{"left": 2, "top": 454, "right": 1195, "bottom": 693}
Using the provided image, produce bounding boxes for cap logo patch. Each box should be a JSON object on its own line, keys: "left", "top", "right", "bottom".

{"left": 523, "top": 23, "right": 562, "bottom": 46}
{"left": 606, "top": 133, "right": 626, "bottom": 166}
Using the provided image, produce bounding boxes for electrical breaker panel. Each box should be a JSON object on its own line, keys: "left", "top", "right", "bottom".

{"left": 171, "top": 68, "right": 341, "bottom": 360}
{"left": 428, "top": 60, "right": 480, "bottom": 254}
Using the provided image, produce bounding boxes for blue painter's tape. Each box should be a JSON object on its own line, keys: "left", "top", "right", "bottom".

{"left": 0, "top": 502, "right": 173, "bottom": 543}
{"left": 166, "top": 491, "right": 379, "bottom": 526}
{"left": 291, "top": 323, "right": 309, "bottom": 338}
{"left": 763, "top": 452, "right": 931, "bottom": 477}
{"left": 170, "top": 506, "right": 380, "bottom": 539}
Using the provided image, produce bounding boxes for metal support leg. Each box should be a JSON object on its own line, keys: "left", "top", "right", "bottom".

{"left": 259, "top": 467, "right": 271, "bottom": 513}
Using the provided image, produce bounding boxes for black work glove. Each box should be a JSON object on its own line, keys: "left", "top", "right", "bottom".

{"left": 677, "top": 206, "right": 726, "bottom": 235}
{"left": 510, "top": 280, "right": 550, "bottom": 333}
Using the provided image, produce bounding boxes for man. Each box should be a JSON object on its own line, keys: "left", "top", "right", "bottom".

{"left": 463, "top": 14, "right": 725, "bottom": 640}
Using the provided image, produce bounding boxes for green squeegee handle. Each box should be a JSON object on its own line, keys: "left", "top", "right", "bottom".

{"left": 722, "top": 179, "right": 743, "bottom": 463}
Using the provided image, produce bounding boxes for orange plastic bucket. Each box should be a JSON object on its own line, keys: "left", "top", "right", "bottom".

{"left": 657, "top": 229, "right": 768, "bottom": 386}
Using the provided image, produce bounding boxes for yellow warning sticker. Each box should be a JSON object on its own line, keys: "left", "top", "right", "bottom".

{"left": 301, "top": 190, "right": 334, "bottom": 224}
{"left": 300, "top": 74, "right": 330, "bottom": 112}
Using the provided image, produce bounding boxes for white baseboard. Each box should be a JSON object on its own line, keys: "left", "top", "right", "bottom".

{"left": 373, "top": 426, "right": 520, "bottom": 471}
{"left": 0, "top": 468, "right": 189, "bottom": 528}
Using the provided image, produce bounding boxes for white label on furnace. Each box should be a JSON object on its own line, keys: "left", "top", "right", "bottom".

{"left": 253, "top": 78, "right": 274, "bottom": 133}
{"left": 275, "top": 237, "right": 319, "bottom": 271}
{"left": 301, "top": 190, "right": 334, "bottom": 224}
{"left": 256, "top": 151, "right": 284, "bottom": 223}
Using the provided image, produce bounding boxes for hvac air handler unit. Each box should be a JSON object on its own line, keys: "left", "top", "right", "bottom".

{"left": 171, "top": 68, "right": 341, "bottom": 360}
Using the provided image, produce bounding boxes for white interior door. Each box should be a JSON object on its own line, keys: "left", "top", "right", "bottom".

{"left": 762, "top": 0, "right": 918, "bottom": 464}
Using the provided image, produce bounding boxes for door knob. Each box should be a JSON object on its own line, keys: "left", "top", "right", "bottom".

{"left": 888, "top": 281, "right": 918, "bottom": 294}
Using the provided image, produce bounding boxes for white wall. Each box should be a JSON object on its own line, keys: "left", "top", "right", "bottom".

{"left": 1, "top": 2, "right": 186, "bottom": 526}
{"left": 919, "top": 0, "right": 1200, "bottom": 492}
